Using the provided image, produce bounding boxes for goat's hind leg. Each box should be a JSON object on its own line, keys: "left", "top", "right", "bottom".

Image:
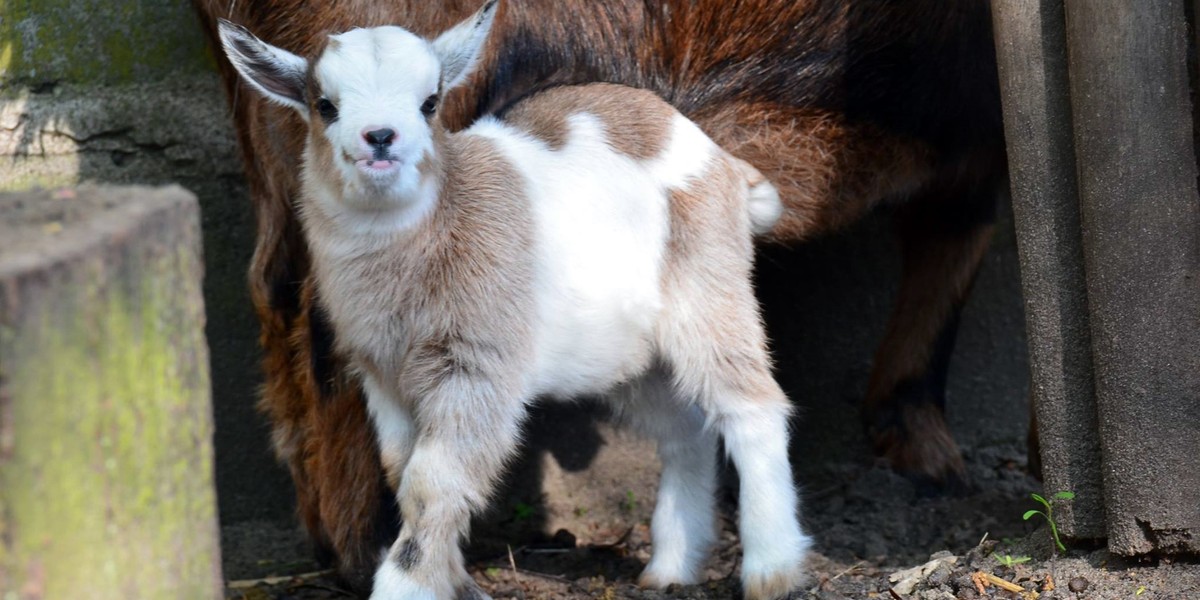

{"left": 659, "top": 313, "right": 810, "bottom": 599}
{"left": 714, "top": 381, "right": 809, "bottom": 600}
{"left": 864, "top": 183, "right": 997, "bottom": 489}
{"left": 617, "top": 372, "right": 719, "bottom": 588}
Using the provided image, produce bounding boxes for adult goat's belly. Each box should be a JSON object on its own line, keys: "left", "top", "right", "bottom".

{"left": 527, "top": 164, "right": 671, "bottom": 399}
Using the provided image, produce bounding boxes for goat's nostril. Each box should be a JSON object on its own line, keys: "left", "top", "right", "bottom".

{"left": 364, "top": 128, "right": 396, "bottom": 147}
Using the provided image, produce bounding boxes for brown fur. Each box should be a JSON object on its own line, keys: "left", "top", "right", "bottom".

{"left": 192, "top": 0, "right": 1006, "bottom": 589}
{"left": 692, "top": 103, "right": 936, "bottom": 242}
{"left": 501, "top": 84, "right": 674, "bottom": 159}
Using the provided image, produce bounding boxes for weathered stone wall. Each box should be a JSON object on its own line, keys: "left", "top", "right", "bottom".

{"left": 1, "top": 0, "right": 212, "bottom": 86}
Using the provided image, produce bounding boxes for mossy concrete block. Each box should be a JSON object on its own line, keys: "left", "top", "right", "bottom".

{"left": 0, "top": 185, "right": 223, "bottom": 598}
{"left": 0, "top": 0, "right": 213, "bottom": 86}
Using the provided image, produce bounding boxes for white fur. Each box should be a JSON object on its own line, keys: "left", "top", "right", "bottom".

{"left": 432, "top": 0, "right": 498, "bottom": 89}
{"left": 748, "top": 179, "right": 783, "bottom": 235}
{"left": 469, "top": 113, "right": 709, "bottom": 398}
{"left": 362, "top": 375, "right": 417, "bottom": 484}
{"left": 618, "top": 374, "right": 719, "bottom": 586}
{"left": 311, "top": 27, "right": 440, "bottom": 210}
{"left": 721, "top": 401, "right": 812, "bottom": 593}
{"left": 372, "top": 553, "right": 438, "bottom": 600}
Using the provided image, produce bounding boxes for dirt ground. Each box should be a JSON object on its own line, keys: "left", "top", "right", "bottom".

{"left": 220, "top": 216, "right": 1198, "bottom": 599}
{"left": 222, "top": 437, "right": 1200, "bottom": 600}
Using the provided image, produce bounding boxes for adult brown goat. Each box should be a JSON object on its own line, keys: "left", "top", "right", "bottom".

{"left": 192, "top": 0, "right": 1005, "bottom": 593}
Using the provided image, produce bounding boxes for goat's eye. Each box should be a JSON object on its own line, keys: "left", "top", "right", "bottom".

{"left": 316, "top": 98, "right": 338, "bottom": 122}
{"left": 420, "top": 94, "right": 438, "bottom": 117}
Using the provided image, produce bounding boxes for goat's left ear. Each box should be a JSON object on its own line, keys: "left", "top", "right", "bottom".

{"left": 432, "top": 0, "right": 498, "bottom": 91}
{"left": 218, "top": 19, "right": 310, "bottom": 116}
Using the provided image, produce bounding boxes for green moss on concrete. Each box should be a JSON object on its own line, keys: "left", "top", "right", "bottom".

{"left": 0, "top": 202, "right": 220, "bottom": 598}
{"left": 0, "top": 168, "right": 79, "bottom": 192}
{"left": 0, "top": 0, "right": 213, "bottom": 86}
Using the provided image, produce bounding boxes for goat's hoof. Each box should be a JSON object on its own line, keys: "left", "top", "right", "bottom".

{"left": 866, "top": 398, "right": 967, "bottom": 492}
{"left": 457, "top": 581, "right": 494, "bottom": 600}
{"left": 740, "top": 529, "right": 810, "bottom": 600}
{"left": 740, "top": 561, "right": 806, "bottom": 600}
{"left": 637, "top": 561, "right": 702, "bottom": 589}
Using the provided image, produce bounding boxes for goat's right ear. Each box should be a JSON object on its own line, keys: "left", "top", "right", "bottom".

{"left": 218, "top": 19, "right": 309, "bottom": 116}
{"left": 432, "top": 0, "right": 499, "bottom": 92}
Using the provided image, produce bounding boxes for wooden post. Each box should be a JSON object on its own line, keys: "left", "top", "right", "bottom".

{"left": 0, "top": 186, "right": 223, "bottom": 597}
{"left": 990, "top": 0, "right": 1105, "bottom": 540}
{"left": 1063, "top": 0, "right": 1200, "bottom": 555}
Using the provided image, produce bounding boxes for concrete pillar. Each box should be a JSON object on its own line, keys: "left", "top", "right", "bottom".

{"left": 0, "top": 185, "right": 223, "bottom": 598}
{"left": 1063, "top": 0, "right": 1200, "bottom": 555}
{"left": 990, "top": 0, "right": 1105, "bottom": 540}
{"left": 994, "top": 0, "right": 1200, "bottom": 555}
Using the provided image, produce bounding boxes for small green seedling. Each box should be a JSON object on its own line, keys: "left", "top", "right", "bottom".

{"left": 619, "top": 490, "right": 638, "bottom": 513}
{"left": 512, "top": 502, "right": 535, "bottom": 521}
{"left": 1023, "top": 491, "right": 1075, "bottom": 553}
{"left": 995, "top": 554, "right": 1032, "bottom": 568}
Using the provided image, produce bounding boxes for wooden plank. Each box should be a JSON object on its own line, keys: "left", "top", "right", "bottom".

{"left": 0, "top": 185, "right": 224, "bottom": 597}
{"left": 990, "top": 0, "right": 1105, "bottom": 539}
{"left": 1064, "top": 0, "right": 1200, "bottom": 555}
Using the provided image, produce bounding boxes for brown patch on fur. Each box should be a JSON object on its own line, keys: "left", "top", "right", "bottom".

{"left": 501, "top": 84, "right": 673, "bottom": 159}
{"left": 305, "top": 117, "right": 338, "bottom": 185}
{"left": 304, "top": 36, "right": 334, "bottom": 106}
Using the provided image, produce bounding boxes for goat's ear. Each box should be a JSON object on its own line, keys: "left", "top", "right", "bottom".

{"left": 218, "top": 19, "right": 309, "bottom": 116}
{"left": 432, "top": 0, "right": 498, "bottom": 91}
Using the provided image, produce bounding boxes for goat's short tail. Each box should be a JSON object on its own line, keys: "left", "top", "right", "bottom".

{"left": 731, "top": 157, "right": 783, "bottom": 235}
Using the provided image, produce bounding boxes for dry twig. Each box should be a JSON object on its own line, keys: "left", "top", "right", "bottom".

{"left": 972, "top": 570, "right": 1025, "bottom": 593}
{"left": 226, "top": 570, "right": 336, "bottom": 590}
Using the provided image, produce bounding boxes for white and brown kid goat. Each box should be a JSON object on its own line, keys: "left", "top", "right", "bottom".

{"left": 218, "top": 3, "right": 809, "bottom": 599}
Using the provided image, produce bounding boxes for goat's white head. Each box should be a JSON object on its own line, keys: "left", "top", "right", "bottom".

{"left": 218, "top": 1, "right": 497, "bottom": 211}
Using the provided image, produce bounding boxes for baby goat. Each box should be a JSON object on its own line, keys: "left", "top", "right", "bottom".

{"left": 219, "top": 2, "right": 808, "bottom": 598}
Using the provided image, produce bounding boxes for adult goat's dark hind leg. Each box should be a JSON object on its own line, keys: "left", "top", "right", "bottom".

{"left": 863, "top": 181, "right": 998, "bottom": 490}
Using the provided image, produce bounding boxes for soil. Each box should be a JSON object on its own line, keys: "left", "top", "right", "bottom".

{"left": 222, "top": 439, "right": 1200, "bottom": 599}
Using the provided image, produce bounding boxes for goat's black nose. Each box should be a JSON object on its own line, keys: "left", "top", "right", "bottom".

{"left": 364, "top": 128, "right": 396, "bottom": 147}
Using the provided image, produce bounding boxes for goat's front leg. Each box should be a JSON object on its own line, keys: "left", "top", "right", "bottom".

{"left": 369, "top": 382, "right": 527, "bottom": 600}
{"left": 363, "top": 375, "right": 417, "bottom": 491}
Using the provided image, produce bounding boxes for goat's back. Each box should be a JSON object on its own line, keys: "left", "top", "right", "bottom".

{"left": 462, "top": 83, "right": 766, "bottom": 399}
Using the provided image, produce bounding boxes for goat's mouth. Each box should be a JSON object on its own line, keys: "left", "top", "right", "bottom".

{"left": 347, "top": 152, "right": 402, "bottom": 177}
{"left": 357, "top": 159, "right": 398, "bottom": 170}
